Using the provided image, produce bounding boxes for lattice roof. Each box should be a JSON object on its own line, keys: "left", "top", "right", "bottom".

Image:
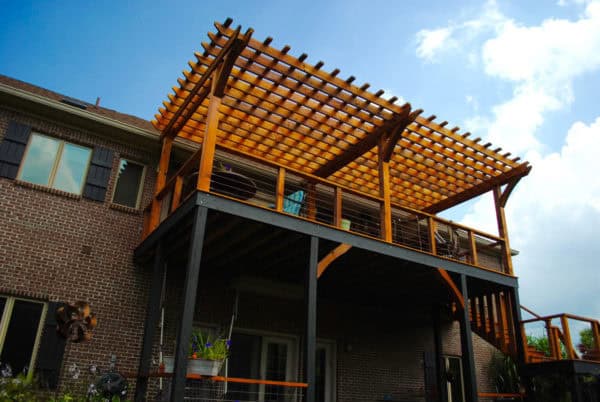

{"left": 153, "top": 19, "right": 530, "bottom": 213}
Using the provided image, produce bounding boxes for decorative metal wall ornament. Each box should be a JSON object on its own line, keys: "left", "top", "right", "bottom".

{"left": 55, "top": 301, "right": 97, "bottom": 342}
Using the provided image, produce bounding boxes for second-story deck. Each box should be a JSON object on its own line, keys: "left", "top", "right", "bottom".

{"left": 140, "top": 19, "right": 530, "bottom": 281}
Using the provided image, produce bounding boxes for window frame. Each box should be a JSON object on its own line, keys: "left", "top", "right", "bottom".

{"left": 17, "top": 133, "right": 92, "bottom": 195}
{"left": 110, "top": 157, "right": 146, "bottom": 209}
{"left": 444, "top": 355, "right": 466, "bottom": 402}
{"left": 0, "top": 296, "right": 48, "bottom": 381}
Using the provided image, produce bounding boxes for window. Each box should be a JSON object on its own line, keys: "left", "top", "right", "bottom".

{"left": 444, "top": 356, "right": 465, "bottom": 402}
{"left": 112, "top": 158, "right": 145, "bottom": 208}
{"left": 18, "top": 133, "right": 91, "bottom": 194}
{"left": 0, "top": 296, "right": 47, "bottom": 379}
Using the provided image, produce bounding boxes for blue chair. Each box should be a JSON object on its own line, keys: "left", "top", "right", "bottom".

{"left": 282, "top": 190, "right": 305, "bottom": 215}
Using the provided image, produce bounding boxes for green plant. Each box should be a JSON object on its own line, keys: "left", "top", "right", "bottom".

{"left": 578, "top": 328, "right": 594, "bottom": 351}
{"left": 189, "top": 329, "right": 230, "bottom": 360}
{"left": 489, "top": 352, "right": 520, "bottom": 393}
{"left": 527, "top": 334, "right": 567, "bottom": 358}
{"left": 0, "top": 374, "right": 38, "bottom": 401}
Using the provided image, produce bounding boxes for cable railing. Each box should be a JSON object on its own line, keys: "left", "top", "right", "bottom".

{"left": 142, "top": 142, "right": 512, "bottom": 275}
{"left": 521, "top": 313, "right": 600, "bottom": 363}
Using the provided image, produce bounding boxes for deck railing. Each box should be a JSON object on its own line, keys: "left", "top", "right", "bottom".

{"left": 142, "top": 143, "right": 512, "bottom": 275}
{"left": 521, "top": 313, "right": 600, "bottom": 363}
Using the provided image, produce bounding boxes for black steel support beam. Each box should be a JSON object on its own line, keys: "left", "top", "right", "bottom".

{"left": 170, "top": 206, "right": 209, "bottom": 402}
{"left": 433, "top": 305, "right": 448, "bottom": 402}
{"left": 304, "top": 236, "right": 318, "bottom": 402}
{"left": 509, "top": 287, "right": 535, "bottom": 402}
{"left": 134, "top": 242, "right": 166, "bottom": 402}
{"left": 187, "top": 192, "right": 517, "bottom": 287}
{"left": 459, "top": 275, "right": 478, "bottom": 402}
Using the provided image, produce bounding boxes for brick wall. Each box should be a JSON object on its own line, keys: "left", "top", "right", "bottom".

{"left": 0, "top": 106, "right": 158, "bottom": 393}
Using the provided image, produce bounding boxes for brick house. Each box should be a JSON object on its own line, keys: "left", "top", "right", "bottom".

{"left": 1, "top": 19, "right": 599, "bottom": 402}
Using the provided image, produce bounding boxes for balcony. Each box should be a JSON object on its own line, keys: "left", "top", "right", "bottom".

{"left": 142, "top": 143, "right": 518, "bottom": 276}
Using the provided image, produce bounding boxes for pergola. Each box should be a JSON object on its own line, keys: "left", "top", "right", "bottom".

{"left": 152, "top": 18, "right": 530, "bottom": 217}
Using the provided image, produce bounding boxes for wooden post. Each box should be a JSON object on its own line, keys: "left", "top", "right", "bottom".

{"left": 428, "top": 217, "right": 437, "bottom": 255}
{"left": 275, "top": 167, "right": 285, "bottom": 212}
{"left": 171, "top": 207, "right": 209, "bottom": 402}
{"left": 334, "top": 187, "right": 343, "bottom": 227}
{"left": 197, "top": 78, "right": 223, "bottom": 192}
{"left": 493, "top": 186, "right": 514, "bottom": 275}
{"left": 170, "top": 175, "right": 184, "bottom": 212}
{"left": 592, "top": 321, "right": 600, "bottom": 352}
{"left": 560, "top": 315, "right": 576, "bottom": 360}
{"left": 134, "top": 242, "right": 166, "bottom": 402}
{"left": 467, "top": 230, "right": 478, "bottom": 265}
{"left": 458, "top": 274, "right": 478, "bottom": 402}
{"left": 545, "top": 319, "right": 558, "bottom": 360}
{"left": 378, "top": 141, "right": 392, "bottom": 242}
{"left": 304, "top": 236, "right": 318, "bottom": 402}
{"left": 150, "top": 136, "right": 173, "bottom": 230}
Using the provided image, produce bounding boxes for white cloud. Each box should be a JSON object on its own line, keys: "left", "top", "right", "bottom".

{"left": 418, "top": 1, "right": 600, "bottom": 319}
{"left": 462, "top": 117, "right": 600, "bottom": 318}
{"left": 414, "top": 0, "right": 508, "bottom": 63}
{"left": 415, "top": 27, "right": 454, "bottom": 62}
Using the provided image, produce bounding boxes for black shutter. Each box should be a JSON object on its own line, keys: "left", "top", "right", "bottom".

{"left": 83, "top": 146, "right": 114, "bottom": 202}
{"left": 36, "top": 302, "right": 67, "bottom": 390}
{"left": 0, "top": 121, "right": 32, "bottom": 179}
{"left": 424, "top": 351, "right": 439, "bottom": 402}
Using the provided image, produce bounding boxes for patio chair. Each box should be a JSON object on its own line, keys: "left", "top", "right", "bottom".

{"left": 434, "top": 227, "right": 460, "bottom": 258}
{"left": 282, "top": 190, "right": 305, "bottom": 215}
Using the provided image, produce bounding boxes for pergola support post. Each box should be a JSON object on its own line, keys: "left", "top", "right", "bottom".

{"left": 459, "top": 274, "right": 478, "bottom": 402}
{"left": 150, "top": 136, "right": 173, "bottom": 230}
{"left": 197, "top": 82, "right": 223, "bottom": 192}
{"left": 378, "top": 140, "right": 392, "bottom": 242}
{"left": 170, "top": 206, "right": 209, "bottom": 402}
{"left": 493, "top": 186, "right": 514, "bottom": 275}
{"left": 304, "top": 236, "right": 318, "bottom": 402}
{"left": 134, "top": 242, "right": 166, "bottom": 402}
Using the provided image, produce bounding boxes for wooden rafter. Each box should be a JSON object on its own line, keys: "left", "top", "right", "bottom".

{"left": 423, "top": 164, "right": 532, "bottom": 214}
{"left": 153, "top": 19, "right": 531, "bottom": 214}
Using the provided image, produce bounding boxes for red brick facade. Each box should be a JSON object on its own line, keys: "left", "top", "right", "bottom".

{"left": 0, "top": 83, "right": 501, "bottom": 401}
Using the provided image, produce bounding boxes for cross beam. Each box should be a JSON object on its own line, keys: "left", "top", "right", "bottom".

{"left": 311, "top": 104, "right": 416, "bottom": 178}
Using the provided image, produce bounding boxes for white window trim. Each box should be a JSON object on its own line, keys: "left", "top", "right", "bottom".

{"left": 0, "top": 296, "right": 48, "bottom": 381}
{"left": 110, "top": 157, "right": 147, "bottom": 209}
{"left": 316, "top": 339, "right": 337, "bottom": 402}
{"left": 17, "top": 132, "right": 92, "bottom": 195}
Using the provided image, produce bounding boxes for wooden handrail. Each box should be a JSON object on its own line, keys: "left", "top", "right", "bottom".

{"left": 522, "top": 313, "right": 600, "bottom": 325}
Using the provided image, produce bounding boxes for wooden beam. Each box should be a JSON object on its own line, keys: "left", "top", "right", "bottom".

{"left": 275, "top": 167, "right": 285, "bottom": 212}
{"left": 197, "top": 84, "right": 222, "bottom": 192}
{"left": 499, "top": 175, "right": 524, "bottom": 207}
{"left": 437, "top": 269, "right": 464, "bottom": 307}
{"left": 560, "top": 315, "right": 576, "bottom": 360}
{"left": 423, "top": 164, "right": 531, "bottom": 214}
{"left": 380, "top": 109, "right": 422, "bottom": 162}
{"left": 493, "top": 186, "right": 514, "bottom": 275}
{"left": 317, "top": 243, "right": 352, "bottom": 278}
{"left": 312, "top": 105, "right": 412, "bottom": 178}
{"left": 378, "top": 141, "right": 392, "bottom": 242}
{"left": 334, "top": 187, "right": 343, "bottom": 227}
{"left": 149, "top": 136, "right": 173, "bottom": 230}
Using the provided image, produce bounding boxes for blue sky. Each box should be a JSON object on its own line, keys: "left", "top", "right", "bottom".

{"left": 1, "top": 1, "right": 599, "bottom": 332}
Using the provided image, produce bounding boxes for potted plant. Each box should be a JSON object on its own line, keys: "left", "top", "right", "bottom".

{"left": 162, "top": 330, "right": 230, "bottom": 376}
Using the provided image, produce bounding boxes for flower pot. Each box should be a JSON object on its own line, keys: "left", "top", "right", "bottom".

{"left": 162, "top": 356, "right": 224, "bottom": 376}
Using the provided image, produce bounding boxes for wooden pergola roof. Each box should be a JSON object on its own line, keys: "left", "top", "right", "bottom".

{"left": 153, "top": 19, "right": 530, "bottom": 213}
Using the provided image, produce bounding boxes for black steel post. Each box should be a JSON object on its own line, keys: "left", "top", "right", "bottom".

{"left": 135, "top": 241, "right": 166, "bottom": 402}
{"left": 459, "top": 274, "right": 478, "bottom": 402}
{"left": 304, "top": 236, "right": 318, "bottom": 402}
{"left": 433, "top": 304, "right": 448, "bottom": 402}
{"left": 170, "top": 207, "right": 209, "bottom": 402}
{"left": 509, "top": 287, "right": 533, "bottom": 401}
